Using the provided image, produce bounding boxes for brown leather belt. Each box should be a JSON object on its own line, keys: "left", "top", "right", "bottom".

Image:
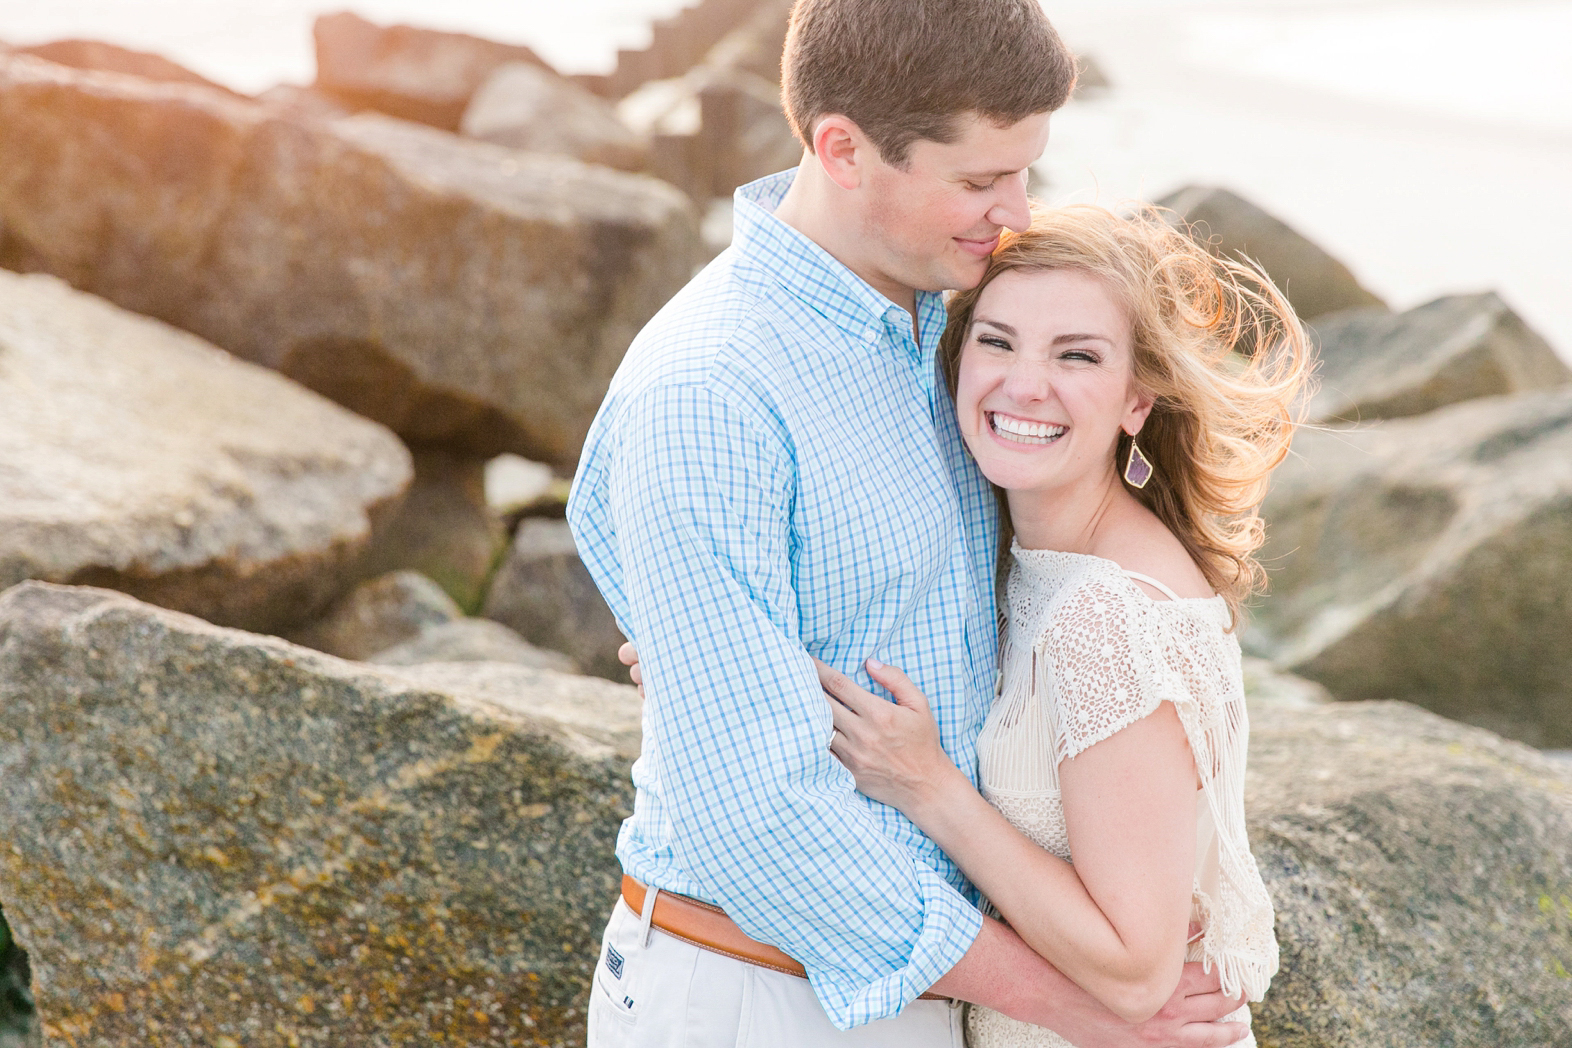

{"left": 621, "top": 876, "right": 947, "bottom": 1001}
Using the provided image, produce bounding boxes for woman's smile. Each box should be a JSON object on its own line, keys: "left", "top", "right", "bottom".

{"left": 985, "top": 411, "right": 1067, "bottom": 446}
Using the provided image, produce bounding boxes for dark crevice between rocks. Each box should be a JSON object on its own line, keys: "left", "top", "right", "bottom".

{"left": 0, "top": 905, "right": 40, "bottom": 1048}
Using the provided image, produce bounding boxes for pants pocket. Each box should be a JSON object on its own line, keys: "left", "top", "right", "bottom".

{"left": 590, "top": 900, "right": 646, "bottom": 1026}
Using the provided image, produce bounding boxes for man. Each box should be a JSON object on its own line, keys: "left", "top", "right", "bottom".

{"left": 567, "top": 1, "right": 1250, "bottom": 1044}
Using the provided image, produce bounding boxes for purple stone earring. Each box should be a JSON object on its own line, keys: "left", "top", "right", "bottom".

{"left": 1124, "top": 439, "right": 1154, "bottom": 489}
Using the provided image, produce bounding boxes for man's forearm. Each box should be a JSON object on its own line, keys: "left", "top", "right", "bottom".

{"left": 931, "top": 917, "right": 1250, "bottom": 1048}
{"left": 930, "top": 915, "right": 1095, "bottom": 1026}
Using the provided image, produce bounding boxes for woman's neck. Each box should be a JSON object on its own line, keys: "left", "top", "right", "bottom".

{"left": 1006, "top": 469, "right": 1134, "bottom": 554}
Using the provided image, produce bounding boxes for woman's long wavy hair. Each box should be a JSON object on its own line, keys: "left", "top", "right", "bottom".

{"left": 939, "top": 203, "right": 1314, "bottom": 623}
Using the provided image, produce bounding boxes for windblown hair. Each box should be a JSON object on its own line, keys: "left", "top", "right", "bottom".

{"left": 938, "top": 204, "right": 1314, "bottom": 621}
{"left": 780, "top": 0, "right": 1077, "bottom": 167}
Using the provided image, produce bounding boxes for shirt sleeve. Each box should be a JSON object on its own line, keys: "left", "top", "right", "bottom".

{"left": 1042, "top": 578, "right": 1180, "bottom": 762}
{"left": 600, "top": 380, "right": 983, "bottom": 1028}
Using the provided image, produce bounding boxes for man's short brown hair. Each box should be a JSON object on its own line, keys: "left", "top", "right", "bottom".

{"left": 780, "top": 0, "right": 1077, "bottom": 167}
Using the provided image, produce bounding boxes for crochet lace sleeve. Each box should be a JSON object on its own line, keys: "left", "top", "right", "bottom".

{"left": 1040, "top": 578, "right": 1181, "bottom": 763}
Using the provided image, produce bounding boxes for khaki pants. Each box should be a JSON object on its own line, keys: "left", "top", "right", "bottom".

{"left": 587, "top": 894, "right": 966, "bottom": 1048}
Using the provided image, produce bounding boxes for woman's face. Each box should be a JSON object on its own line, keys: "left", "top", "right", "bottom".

{"left": 954, "top": 267, "right": 1153, "bottom": 496}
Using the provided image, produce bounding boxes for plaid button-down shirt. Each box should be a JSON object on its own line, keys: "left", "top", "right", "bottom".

{"left": 568, "top": 170, "right": 1000, "bottom": 1028}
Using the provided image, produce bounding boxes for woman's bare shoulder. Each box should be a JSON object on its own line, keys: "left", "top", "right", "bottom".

{"left": 1087, "top": 499, "right": 1213, "bottom": 601}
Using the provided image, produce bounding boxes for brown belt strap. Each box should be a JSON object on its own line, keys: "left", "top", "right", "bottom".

{"left": 620, "top": 876, "right": 947, "bottom": 1001}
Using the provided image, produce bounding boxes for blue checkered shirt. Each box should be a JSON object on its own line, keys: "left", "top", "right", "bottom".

{"left": 568, "top": 170, "right": 1000, "bottom": 1028}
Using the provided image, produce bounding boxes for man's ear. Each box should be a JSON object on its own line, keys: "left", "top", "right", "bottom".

{"left": 811, "top": 114, "right": 868, "bottom": 191}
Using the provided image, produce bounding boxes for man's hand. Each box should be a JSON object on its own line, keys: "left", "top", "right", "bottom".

{"left": 933, "top": 918, "right": 1248, "bottom": 1048}
{"left": 1055, "top": 962, "right": 1249, "bottom": 1048}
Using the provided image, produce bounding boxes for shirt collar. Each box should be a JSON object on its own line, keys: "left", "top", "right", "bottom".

{"left": 732, "top": 171, "right": 948, "bottom": 370}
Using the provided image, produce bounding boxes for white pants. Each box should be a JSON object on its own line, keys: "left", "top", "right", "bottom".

{"left": 587, "top": 895, "right": 966, "bottom": 1048}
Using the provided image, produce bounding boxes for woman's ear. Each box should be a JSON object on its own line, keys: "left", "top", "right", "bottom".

{"left": 1123, "top": 387, "right": 1156, "bottom": 437}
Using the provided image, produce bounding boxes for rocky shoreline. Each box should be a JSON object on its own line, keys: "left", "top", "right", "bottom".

{"left": 2, "top": 4, "right": 1570, "bottom": 1045}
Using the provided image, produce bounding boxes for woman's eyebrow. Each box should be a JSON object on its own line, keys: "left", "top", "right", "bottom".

{"left": 1053, "top": 333, "right": 1114, "bottom": 345}
{"left": 973, "top": 317, "right": 1018, "bottom": 336}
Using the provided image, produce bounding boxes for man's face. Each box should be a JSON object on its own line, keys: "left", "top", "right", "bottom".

{"left": 858, "top": 111, "right": 1051, "bottom": 297}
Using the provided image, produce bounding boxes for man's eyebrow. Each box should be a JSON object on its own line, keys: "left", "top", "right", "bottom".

{"left": 957, "top": 168, "right": 1020, "bottom": 180}
{"left": 973, "top": 317, "right": 1018, "bottom": 336}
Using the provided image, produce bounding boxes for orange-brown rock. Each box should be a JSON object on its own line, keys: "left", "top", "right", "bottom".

{"left": 0, "top": 55, "right": 701, "bottom": 468}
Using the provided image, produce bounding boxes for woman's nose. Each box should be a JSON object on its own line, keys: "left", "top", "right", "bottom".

{"left": 1001, "top": 359, "right": 1054, "bottom": 404}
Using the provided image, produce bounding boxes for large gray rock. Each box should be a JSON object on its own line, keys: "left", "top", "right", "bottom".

{"left": 0, "top": 270, "right": 411, "bottom": 634}
{"left": 0, "top": 582, "right": 639, "bottom": 1048}
{"left": 1247, "top": 698, "right": 1572, "bottom": 1047}
{"left": 1249, "top": 386, "right": 1572, "bottom": 747}
{"left": 0, "top": 55, "right": 702, "bottom": 468}
{"left": 461, "top": 63, "right": 648, "bottom": 172}
{"left": 286, "top": 570, "right": 463, "bottom": 661}
{"left": 1158, "top": 185, "right": 1386, "bottom": 321}
{"left": 312, "top": 11, "right": 548, "bottom": 131}
{"left": 368, "top": 618, "right": 577, "bottom": 672}
{"left": 483, "top": 520, "right": 626, "bottom": 682}
{"left": 1306, "top": 291, "right": 1570, "bottom": 423}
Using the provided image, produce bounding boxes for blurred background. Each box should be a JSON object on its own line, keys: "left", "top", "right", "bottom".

{"left": 3, "top": 0, "right": 1568, "bottom": 358}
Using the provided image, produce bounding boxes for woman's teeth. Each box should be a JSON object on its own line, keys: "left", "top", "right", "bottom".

{"left": 988, "top": 413, "right": 1066, "bottom": 445}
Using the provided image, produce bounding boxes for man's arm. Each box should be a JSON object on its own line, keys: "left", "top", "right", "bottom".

{"left": 936, "top": 920, "right": 1250, "bottom": 1048}
{"left": 586, "top": 380, "right": 983, "bottom": 1029}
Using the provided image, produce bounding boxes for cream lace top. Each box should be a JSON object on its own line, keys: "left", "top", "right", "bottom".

{"left": 967, "top": 545, "right": 1278, "bottom": 1048}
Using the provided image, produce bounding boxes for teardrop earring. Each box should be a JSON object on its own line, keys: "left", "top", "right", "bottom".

{"left": 1124, "top": 439, "right": 1154, "bottom": 489}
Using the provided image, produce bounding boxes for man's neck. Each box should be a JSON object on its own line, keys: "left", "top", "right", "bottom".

{"left": 772, "top": 160, "right": 919, "bottom": 319}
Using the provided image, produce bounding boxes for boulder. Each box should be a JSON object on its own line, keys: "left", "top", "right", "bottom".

{"left": 460, "top": 63, "right": 648, "bottom": 172}
{"left": 368, "top": 618, "right": 577, "bottom": 672}
{"left": 0, "top": 582, "right": 639, "bottom": 1048}
{"left": 15, "top": 39, "right": 241, "bottom": 97}
{"left": 356, "top": 450, "right": 505, "bottom": 612}
{"left": 0, "top": 56, "right": 701, "bottom": 468}
{"left": 1306, "top": 291, "right": 1570, "bottom": 423}
{"left": 483, "top": 520, "right": 626, "bottom": 682}
{"left": 612, "top": 0, "right": 796, "bottom": 202}
{"left": 1249, "top": 385, "right": 1572, "bottom": 747}
{"left": 1158, "top": 185, "right": 1386, "bottom": 321}
{"left": 0, "top": 270, "right": 411, "bottom": 634}
{"left": 483, "top": 454, "right": 556, "bottom": 520}
{"left": 1247, "top": 697, "right": 1572, "bottom": 1047}
{"left": 287, "top": 570, "right": 463, "bottom": 661}
{"left": 312, "top": 11, "right": 547, "bottom": 131}
{"left": 621, "top": 65, "right": 800, "bottom": 201}
{"left": 598, "top": 0, "right": 777, "bottom": 98}
{"left": 255, "top": 83, "right": 349, "bottom": 121}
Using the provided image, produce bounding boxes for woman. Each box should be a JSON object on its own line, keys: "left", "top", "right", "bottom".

{"left": 622, "top": 203, "right": 1309, "bottom": 1045}
{"left": 814, "top": 203, "right": 1309, "bottom": 1047}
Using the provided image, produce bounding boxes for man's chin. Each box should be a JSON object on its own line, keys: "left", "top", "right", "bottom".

{"left": 945, "top": 255, "right": 992, "bottom": 292}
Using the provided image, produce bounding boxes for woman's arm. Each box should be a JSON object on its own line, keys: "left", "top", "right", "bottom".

{"left": 820, "top": 658, "right": 1199, "bottom": 1024}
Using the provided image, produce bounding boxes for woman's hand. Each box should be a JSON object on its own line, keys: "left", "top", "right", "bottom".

{"left": 815, "top": 657, "right": 961, "bottom": 816}
{"left": 617, "top": 641, "right": 645, "bottom": 698}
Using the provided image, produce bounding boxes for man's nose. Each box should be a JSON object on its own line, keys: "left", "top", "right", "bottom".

{"left": 987, "top": 170, "right": 1032, "bottom": 233}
